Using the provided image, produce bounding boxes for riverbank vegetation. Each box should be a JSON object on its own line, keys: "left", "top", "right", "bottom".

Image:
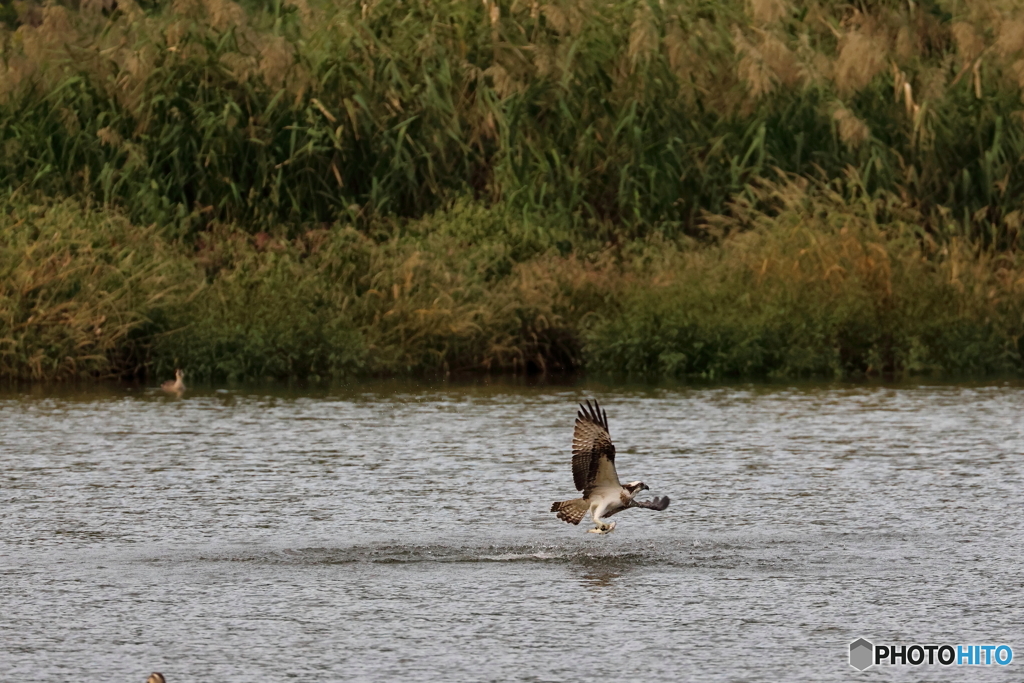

{"left": 2, "top": 0, "right": 1024, "bottom": 381}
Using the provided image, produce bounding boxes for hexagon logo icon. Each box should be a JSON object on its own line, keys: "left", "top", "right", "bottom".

{"left": 850, "top": 638, "right": 874, "bottom": 670}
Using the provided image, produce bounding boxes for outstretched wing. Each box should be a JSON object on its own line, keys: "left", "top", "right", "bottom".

{"left": 630, "top": 496, "right": 670, "bottom": 511}
{"left": 571, "top": 400, "right": 619, "bottom": 492}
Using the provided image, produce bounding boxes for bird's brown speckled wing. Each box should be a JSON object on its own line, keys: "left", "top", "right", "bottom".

{"left": 571, "top": 400, "right": 619, "bottom": 492}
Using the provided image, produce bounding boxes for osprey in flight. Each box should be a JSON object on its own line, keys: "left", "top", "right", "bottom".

{"left": 550, "top": 400, "right": 670, "bottom": 534}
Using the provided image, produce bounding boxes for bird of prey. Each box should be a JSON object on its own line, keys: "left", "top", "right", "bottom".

{"left": 550, "top": 400, "right": 669, "bottom": 534}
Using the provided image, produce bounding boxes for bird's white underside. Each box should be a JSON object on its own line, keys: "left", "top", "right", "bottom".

{"left": 588, "top": 485, "right": 628, "bottom": 533}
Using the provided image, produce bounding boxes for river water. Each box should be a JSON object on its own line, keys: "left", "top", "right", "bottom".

{"left": 1, "top": 380, "right": 1022, "bottom": 681}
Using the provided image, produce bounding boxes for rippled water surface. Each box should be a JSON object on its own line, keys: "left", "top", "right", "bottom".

{"left": 2, "top": 380, "right": 1023, "bottom": 681}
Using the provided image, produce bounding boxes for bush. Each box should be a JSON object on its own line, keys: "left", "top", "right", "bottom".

{"left": 583, "top": 175, "right": 1024, "bottom": 377}
{"left": 0, "top": 193, "right": 195, "bottom": 379}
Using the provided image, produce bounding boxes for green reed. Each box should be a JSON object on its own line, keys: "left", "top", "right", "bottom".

{"left": 1, "top": 0, "right": 1023, "bottom": 243}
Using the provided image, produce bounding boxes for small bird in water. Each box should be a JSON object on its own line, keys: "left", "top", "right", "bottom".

{"left": 147, "top": 674, "right": 166, "bottom": 683}
{"left": 160, "top": 369, "right": 185, "bottom": 395}
{"left": 551, "top": 400, "right": 670, "bottom": 534}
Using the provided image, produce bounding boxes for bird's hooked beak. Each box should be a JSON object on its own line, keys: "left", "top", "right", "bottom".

{"left": 641, "top": 483, "right": 650, "bottom": 492}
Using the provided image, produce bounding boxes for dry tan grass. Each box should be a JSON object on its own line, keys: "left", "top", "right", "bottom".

{"left": 733, "top": 28, "right": 776, "bottom": 99}
{"left": 834, "top": 26, "right": 889, "bottom": 96}
{"left": 257, "top": 35, "right": 295, "bottom": 91}
{"left": 202, "top": 0, "right": 246, "bottom": 32}
{"left": 747, "top": 0, "right": 789, "bottom": 27}
{"left": 734, "top": 28, "right": 800, "bottom": 100}
{"left": 994, "top": 19, "right": 1024, "bottom": 60}
{"left": 628, "top": 4, "right": 658, "bottom": 69}
{"left": 833, "top": 105, "right": 870, "bottom": 150}
{"left": 952, "top": 22, "right": 985, "bottom": 64}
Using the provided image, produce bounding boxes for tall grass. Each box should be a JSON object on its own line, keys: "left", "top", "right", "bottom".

{"left": 0, "top": 193, "right": 194, "bottom": 379}
{"left": 3, "top": 184, "right": 1022, "bottom": 382}
{"left": 584, "top": 172, "right": 1024, "bottom": 377}
{"left": 150, "top": 200, "right": 591, "bottom": 379}
{"left": 1, "top": 0, "right": 1023, "bottom": 241}
{"left": 4, "top": 1, "right": 1024, "bottom": 381}
{"left": 0, "top": 194, "right": 589, "bottom": 381}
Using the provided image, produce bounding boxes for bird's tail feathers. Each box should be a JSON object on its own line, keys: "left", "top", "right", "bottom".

{"left": 550, "top": 498, "right": 588, "bottom": 525}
